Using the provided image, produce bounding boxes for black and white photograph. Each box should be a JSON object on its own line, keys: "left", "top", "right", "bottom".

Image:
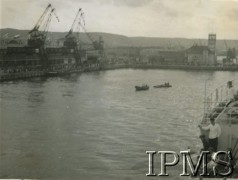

{"left": 0, "top": 0, "right": 238, "bottom": 179}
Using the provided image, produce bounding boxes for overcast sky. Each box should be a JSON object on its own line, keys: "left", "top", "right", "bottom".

{"left": 1, "top": 0, "right": 238, "bottom": 39}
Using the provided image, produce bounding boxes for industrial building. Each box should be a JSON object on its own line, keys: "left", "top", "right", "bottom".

{"left": 186, "top": 34, "right": 217, "bottom": 65}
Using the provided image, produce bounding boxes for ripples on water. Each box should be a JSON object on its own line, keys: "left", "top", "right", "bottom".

{"left": 0, "top": 69, "right": 237, "bottom": 179}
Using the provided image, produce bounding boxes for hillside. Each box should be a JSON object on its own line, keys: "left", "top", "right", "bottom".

{"left": 1, "top": 28, "right": 238, "bottom": 51}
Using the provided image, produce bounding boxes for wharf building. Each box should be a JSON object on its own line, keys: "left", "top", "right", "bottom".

{"left": 186, "top": 34, "right": 217, "bottom": 66}
{"left": 105, "top": 47, "right": 141, "bottom": 65}
{"left": 0, "top": 36, "right": 104, "bottom": 69}
{"left": 140, "top": 49, "right": 185, "bottom": 65}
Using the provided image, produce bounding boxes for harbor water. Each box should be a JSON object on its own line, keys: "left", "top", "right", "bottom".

{"left": 0, "top": 69, "right": 237, "bottom": 179}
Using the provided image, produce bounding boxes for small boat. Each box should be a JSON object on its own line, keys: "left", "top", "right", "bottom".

{"left": 154, "top": 83, "right": 172, "bottom": 88}
{"left": 46, "top": 71, "right": 59, "bottom": 77}
{"left": 135, "top": 85, "right": 149, "bottom": 91}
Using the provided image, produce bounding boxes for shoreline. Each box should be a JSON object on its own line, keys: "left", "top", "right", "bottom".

{"left": 103, "top": 64, "right": 238, "bottom": 71}
{"left": 1, "top": 64, "right": 238, "bottom": 82}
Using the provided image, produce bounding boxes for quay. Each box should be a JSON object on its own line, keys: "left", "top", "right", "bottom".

{"left": 103, "top": 64, "right": 238, "bottom": 71}
{"left": 1, "top": 64, "right": 238, "bottom": 82}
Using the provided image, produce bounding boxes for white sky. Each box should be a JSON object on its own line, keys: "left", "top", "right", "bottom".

{"left": 0, "top": 0, "right": 238, "bottom": 39}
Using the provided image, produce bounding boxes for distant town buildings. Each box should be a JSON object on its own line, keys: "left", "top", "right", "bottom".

{"left": 1, "top": 32, "right": 237, "bottom": 67}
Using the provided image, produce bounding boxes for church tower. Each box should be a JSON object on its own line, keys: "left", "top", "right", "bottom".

{"left": 208, "top": 33, "right": 216, "bottom": 53}
{"left": 208, "top": 33, "right": 216, "bottom": 65}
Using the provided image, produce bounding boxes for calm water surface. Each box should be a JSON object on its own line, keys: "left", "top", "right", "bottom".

{"left": 0, "top": 69, "right": 237, "bottom": 179}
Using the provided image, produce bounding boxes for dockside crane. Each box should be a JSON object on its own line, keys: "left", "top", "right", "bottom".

{"left": 63, "top": 9, "right": 105, "bottom": 66}
{"left": 28, "top": 4, "right": 59, "bottom": 48}
{"left": 224, "top": 40, "right": 236, "bottom": 65}
{"left": 78, "top": 17, "right": 104, "bottom": 51}
{"left": 64, "top": 8, "right": 82, "bottom": 48}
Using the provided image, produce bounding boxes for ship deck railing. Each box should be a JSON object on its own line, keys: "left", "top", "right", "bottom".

{"left": 202, "top": 78, "right": 238, "bottom": 124}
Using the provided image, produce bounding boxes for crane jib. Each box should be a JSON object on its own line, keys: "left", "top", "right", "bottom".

{"left": 28, "top": 3, "right": 60, "bottom": 47}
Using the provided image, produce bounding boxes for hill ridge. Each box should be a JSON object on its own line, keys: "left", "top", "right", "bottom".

{"left": 1, "top": 28, "right": 238, "bottom": 51}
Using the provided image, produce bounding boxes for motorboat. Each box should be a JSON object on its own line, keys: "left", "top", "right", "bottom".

{"left": 154, "top": 82, "right": 172, "bottom": 88}
{"left": 135, "top": 85, "right": 149, "bottom": 91}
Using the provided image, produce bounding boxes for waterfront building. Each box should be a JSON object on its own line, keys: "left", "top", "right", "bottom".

{"left": 140, "top": 48, "right": 185, "bottom": 65}
{"left": 186, "top": 34, "right": 217, "bottom": 66}
{"left": 186, "top": 45, "right": 210, "bottom": 65}
{"left": 105, "top": 47, "right": 140, "bottom": 65}
{"left": 0, "top": 47, "right": 41, "bottom": 68}
{"left": 46, "top": 48, "right": 77, "bottom": 66}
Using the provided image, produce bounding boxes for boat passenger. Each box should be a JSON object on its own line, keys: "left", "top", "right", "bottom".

{"left": 198, "top": 117, "right": 221, "bottom": 152}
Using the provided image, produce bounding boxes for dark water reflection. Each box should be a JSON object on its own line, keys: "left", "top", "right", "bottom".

{"left": 0, "top": 69, "right": 237, "bottom": 179}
